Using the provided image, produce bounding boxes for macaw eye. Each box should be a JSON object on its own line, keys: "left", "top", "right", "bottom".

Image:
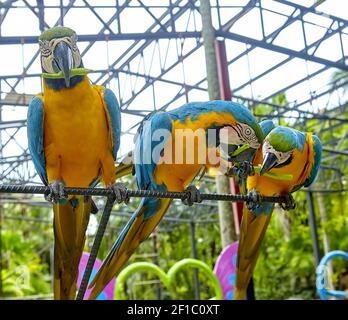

{"left": 244, "top": 127, "right": 253, "bottom": 136}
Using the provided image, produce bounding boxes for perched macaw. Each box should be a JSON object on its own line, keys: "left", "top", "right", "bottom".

{"left": 235, "top": 126, "right": 322, "bottom": 300}
{"left": 88, "top": 100, "right": 264, "bottom": 299}
{"left": 27, "top": 26, "right": 125, "bottom": 299}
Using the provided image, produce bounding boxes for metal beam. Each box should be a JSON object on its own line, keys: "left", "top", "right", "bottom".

{"left": 0, "top": 32, "right": 202, "bottom": 45}
{"left": 217, "top": 30, "right": 348, "bottom": 71}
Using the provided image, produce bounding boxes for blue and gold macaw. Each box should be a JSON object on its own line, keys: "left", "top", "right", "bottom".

{"left": 88, "top": 100, "right": 264, "bottom": 299}
{"left": 235, "top": 126, "right": 322, "bottom": 300}
{"left": 27, "top": 27, "right": 125, "bottom": 299}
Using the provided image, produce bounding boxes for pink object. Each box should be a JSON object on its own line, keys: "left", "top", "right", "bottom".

{"left": 77, "top": 252, "right": 116, "bottom": 300}
{"left": 213, "top": 241, "right": 239, "bottom": 300}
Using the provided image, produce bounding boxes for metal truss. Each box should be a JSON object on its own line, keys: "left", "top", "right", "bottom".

{"left": 0, "top": 0, "right": 348, "bottom": 210}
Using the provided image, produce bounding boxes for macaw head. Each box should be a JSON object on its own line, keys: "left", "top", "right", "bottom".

{"left": 259, "top": 119, "right": 276, "bottom": 139}
{"left": 219, "top": 119, "right": 264, "bottom": 164}
{"left": 39, "top": 26, "right": 82, "bottom": 87}
{"left": 260, "top": 126, "right": 298, "bottom": 175}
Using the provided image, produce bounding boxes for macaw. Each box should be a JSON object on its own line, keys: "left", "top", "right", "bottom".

{"left": 235, "top": 126, "right": 322, "bottom": 300}
{"left": 88, "top": 100, "right": 264, "bottom": 299}
{"left": 27, "top": 27, "right": 125, "bottom": 299}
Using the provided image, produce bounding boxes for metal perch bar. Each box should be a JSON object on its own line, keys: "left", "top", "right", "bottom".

{"left": 76, "top": 195, "right": 116, "bottom": 300}
{"left": 0, "top": 184, "right": 288, "bottom": 204}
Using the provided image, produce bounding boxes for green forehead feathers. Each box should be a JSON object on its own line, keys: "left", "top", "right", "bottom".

{"left": 268, "top": 126, "right": 298, "bottom": 152}
{"left": 39, "top": 26, "right": 76, "bottom": 41}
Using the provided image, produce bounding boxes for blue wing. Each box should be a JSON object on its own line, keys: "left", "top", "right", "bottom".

{"left": 259, "top": 120, "right": 276, "bottom": 139}
{"left": 27, "top": 96, "right": 48, "bottom": 185}
{"left": 304, "top": 134, "right": 322, "bottom": 187}
{"left": 134, "top": 111, "right": 173, "bottom": 191}
{"left": 291, "top": 134, "right": 322, "bottom": 192}
{"left": 103, "top": 88, "right": 121, "bottom": 160}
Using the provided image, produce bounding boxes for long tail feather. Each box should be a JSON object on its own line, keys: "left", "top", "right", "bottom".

{"left": 88, "top": 197, "right": 172, "bottom": 300}
{"left": 53, "top": 196, "right": 91, "bottom": 300}
{"left": 115, "top": 151, "right": 134, "bottom": 179}
{"left": 234, "top": 204, "right": 274, "bottom": 300}
{"left": 115, "top": 162, "right": 133, "bottom": 179}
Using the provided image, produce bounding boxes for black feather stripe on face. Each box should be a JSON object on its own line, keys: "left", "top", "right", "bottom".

{"left": 231, "top": 124, "right": 243, "bottom": 140}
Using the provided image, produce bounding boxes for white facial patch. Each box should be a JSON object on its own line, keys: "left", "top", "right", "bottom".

{"left": 219, "top": 123, "right": 260, "bottom": 149}
{"left": 262, "top": 139, "right": 292, "bottom": 164}
{"left": 39, "top": 35, "right": 81, "bottom": 73}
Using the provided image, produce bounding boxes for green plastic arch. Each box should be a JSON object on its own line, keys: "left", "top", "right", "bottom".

{"left": 114, "top": 258, "right": 223, "bottom": 300}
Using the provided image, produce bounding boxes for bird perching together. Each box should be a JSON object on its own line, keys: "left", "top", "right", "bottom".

{"left": 27, "top": 26, "right": 125, "bottom": 299}
{"left": 235, "top": 126, "right": 322, "bottom": 300}
{"left": 88, "top": 100, "right": 265, "bottom": 299}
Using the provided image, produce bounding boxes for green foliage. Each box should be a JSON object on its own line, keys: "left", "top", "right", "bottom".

{"left": 0, "top": 204, "right": 52, "bottom": 298}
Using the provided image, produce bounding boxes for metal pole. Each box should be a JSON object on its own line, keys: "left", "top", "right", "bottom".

{"left": 200, "top": 0, "right": 237, "bottom": 249}
{"left": 152, "top": 230, "right": 162, "bottom": 300}
{"left": 215, "top": 39, "right": 243, "bottom": 236}
{"left": 307, "top": 190, "right": 321, "bottom": 266}
{"left": 215, "top": 37, "right": 256, "bottom": 301}
{"left": 317, "top": 191, "right": 333, "bottom": 289}
{"left": 76, "top": 195, "right": 115, "bottom": 300}
{"left": 190, "top": 221, "right": 200, "bottom": 300}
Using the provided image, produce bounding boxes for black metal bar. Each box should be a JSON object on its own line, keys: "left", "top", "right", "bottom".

{"left": 36, "top": 0, "right": 45, "bottom": 32}
{"left": 307, "top": 190, "right": 321, "bottom": 266}
{"left": 76, "top": 195, "right": 115, "bottom": 300}
{"left": 246, "top": 277, "right": 255, "bottom": 300}
{"left": 152, "top": 232, "right": 162, "bottom": 300}
{"left": 190, "top": 221, "right": 200, "bottom": 300}
{"left": 0, "top": 184, "right": 289, "bottom": 205}
{"left": 0, "top": 32, "right": 202, "bottom": 45}
{"left": 217, "top": 30, "right": 348, "bottom": 71}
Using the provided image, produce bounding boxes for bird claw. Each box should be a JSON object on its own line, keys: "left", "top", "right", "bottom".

{"left": 182, "top": 185, "right": 202, "bottom": 206}
{"left": 110, "top": 182, "right": 129, "bottom": 204}
{"left": 246, "top": 189, "right": 262, "bottom": 211}
{"left": 280, "top": 193, "right": 296, "bottom": 211}
{"left": 44, "top": 180, "right": 66, "bottom": 203}
{"left": 236, "top": 161, "right": 255, "bottom": 180}
{"left": 225, "top": 161, "right": 254, "bottom": 181}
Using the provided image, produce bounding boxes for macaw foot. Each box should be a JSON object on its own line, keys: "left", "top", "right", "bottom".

{"left": 246, "top": 189, "right": 262, "bottom": 211}
{"left": 45, "top": 180, "right": 66, "bottom": 203}
{"left": 182, "top": 185, "right": 202, "bottom": 206}
{"left": 236, "top": 161, "right": 255, "bottom": 180}
{"left": 280, "top": 193, "right": 296, "bottom": 211}
{"left": 110, "top": 182, "right": 129, "bottom": 204}
{"left": 225, "top": 161, "right": 254, "bottom": 180}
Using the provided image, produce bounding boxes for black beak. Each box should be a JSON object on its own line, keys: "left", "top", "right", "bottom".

{"left": 260, "top": 153, "right": 278, "bottom": 175}
{"left": 54, "top": 41, "right": 73, "bottom": 87}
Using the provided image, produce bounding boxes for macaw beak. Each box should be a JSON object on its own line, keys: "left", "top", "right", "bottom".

{"left": 54, "top": 41, "right": 73, "bottom": 87}
{"left": 260, "top": 152, "right": 278, "bottom": 175}
{"left": 231, "top": 147, "right": 256, "bottom": 163}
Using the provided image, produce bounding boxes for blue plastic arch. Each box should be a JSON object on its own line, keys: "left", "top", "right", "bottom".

{"left": 316, "top": 250, "right": 348, "bottom": 300}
